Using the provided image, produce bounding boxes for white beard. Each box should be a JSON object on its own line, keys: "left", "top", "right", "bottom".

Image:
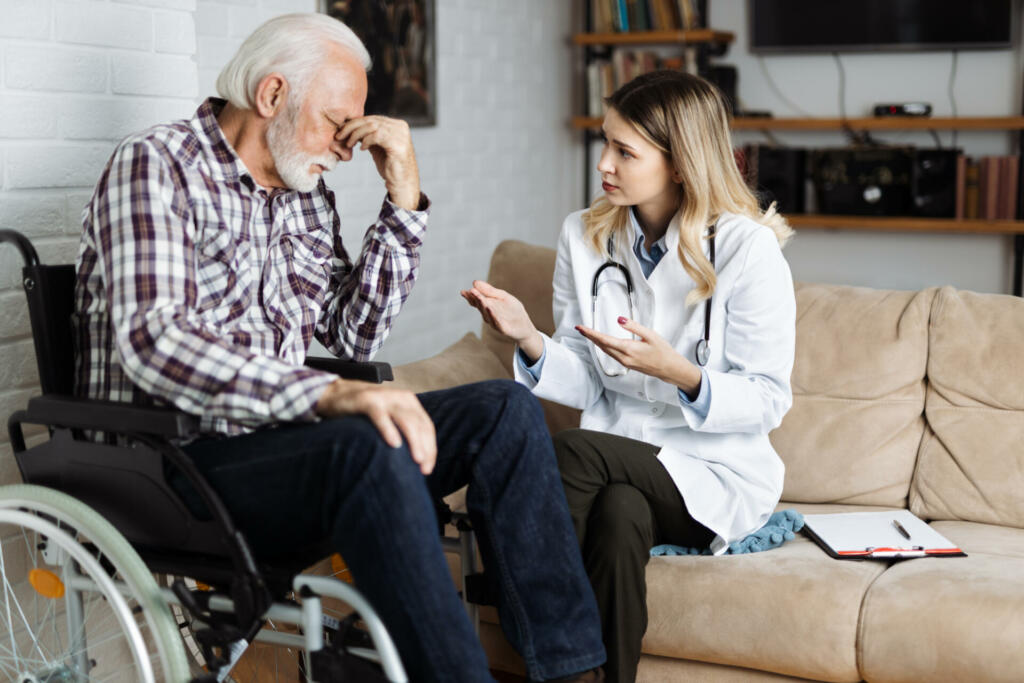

{"left": 266, "top": 105, "right": 338, "bottom": 193}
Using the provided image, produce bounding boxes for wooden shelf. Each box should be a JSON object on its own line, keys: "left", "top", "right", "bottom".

{"left": 572, "top": 29, "right": 734, "bottom": 46}
{"left": 788, "top": 215, "right": 1024, "bottom": 235}
{"left": 731, "top": 116, "right": 1024, "bottom": 131}
{"left": 572, "top": 115, "right": 1024, "bottom": 131}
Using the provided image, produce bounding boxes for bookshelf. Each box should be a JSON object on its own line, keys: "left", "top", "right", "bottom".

{"left": 573, "top": 5, "right": 1024, "bottom": 295}
{"left": 572, "top": 115, "right": 1024, "bottom": 132}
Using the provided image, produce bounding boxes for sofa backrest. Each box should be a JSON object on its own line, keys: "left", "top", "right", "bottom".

{"left": 770, "top": 284, "right": 935, "bottom": 507}
{"left": 909, "top": 286, "right": 1024, "bottom": 529}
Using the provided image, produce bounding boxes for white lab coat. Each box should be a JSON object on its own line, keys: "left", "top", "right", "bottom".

{"left": 515, "top": 209, "right": 795, "bottom": 554}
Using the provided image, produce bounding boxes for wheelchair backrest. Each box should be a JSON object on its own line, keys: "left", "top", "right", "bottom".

{"left": 1, "top": 230, "right": 77, "bottom": 395}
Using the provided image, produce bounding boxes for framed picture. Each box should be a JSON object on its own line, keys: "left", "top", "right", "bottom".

{"left": 320, "top": 0, "right": 437, "bottom": 127}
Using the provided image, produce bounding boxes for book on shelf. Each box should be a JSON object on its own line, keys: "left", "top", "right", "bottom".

{"left": 589, "top": 0, "right": 703, "bottom": 32}
{"left": 586, "top": 48, "right": 697, "bottom": 115}
{"left": 953, "top": 154, "right": 1019, "bottom": 220}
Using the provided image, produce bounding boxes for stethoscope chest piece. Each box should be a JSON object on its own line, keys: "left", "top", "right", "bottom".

{"left": 695, "top": 339, "right": 711, "bottom": 366}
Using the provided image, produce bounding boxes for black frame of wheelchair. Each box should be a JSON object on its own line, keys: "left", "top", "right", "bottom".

{"left": 1, "top": 229, "right": 487, "bottom": 682}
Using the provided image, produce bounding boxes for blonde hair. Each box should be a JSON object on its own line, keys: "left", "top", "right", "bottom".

{"left": 584, "top": 70, "right": 792, "bottom": 305}
{"left": 216, "top": 13, "right": 372, "bottom": 110}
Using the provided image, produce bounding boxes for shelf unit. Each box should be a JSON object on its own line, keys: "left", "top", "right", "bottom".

{"left": 572, "top": 115, "right": 1024, "bottom": 132}
{"left": 572, "top": 13, "right": 1024, "bottom": 295}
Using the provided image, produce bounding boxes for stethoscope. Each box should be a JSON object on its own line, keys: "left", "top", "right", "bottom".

{"left": 590, "top": 226, "right": 717, "bottom": 376}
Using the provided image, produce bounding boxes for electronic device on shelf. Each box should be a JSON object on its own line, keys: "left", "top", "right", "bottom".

{"left": 873, "top": 103, "right": 933, "bottom": 117}
{"left": 742, "top": 145, "right": 807, "bottom": 214}
{"left": 809, "top": 147, "right": 960, "bottom": 218}
{"left": 749, "top": 0, "right": 1013, "bottom": 53}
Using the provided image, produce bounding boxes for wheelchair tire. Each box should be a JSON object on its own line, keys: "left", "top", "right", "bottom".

{"left": 0, "top": 484, "right": 190, "bottom": 682}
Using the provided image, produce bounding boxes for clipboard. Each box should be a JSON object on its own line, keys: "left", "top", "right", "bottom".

{"left": 803, "top": 510, "right": 966, "bottom": 560}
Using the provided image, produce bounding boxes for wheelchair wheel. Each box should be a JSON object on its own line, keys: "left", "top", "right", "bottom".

{"left": 0, "top": 484, "right": 190, "bottom": 682}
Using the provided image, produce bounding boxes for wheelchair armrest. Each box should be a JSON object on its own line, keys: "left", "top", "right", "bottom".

{"left": 304, "top": 357, "right": 393, "bottom": 383}
{"left": 23, "top": 395, "right": 200, "bottom": 439}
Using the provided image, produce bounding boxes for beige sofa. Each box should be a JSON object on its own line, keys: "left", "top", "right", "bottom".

{"left": 390, "top": 240, "right": 1024, "bottom": 683}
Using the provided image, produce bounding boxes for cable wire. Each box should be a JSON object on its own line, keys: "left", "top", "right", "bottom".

{"left": 757, "top": 56, "right": 813, "bottom": 117}
{"left": 948, "top": 49, "right": 959, "bottom": 148}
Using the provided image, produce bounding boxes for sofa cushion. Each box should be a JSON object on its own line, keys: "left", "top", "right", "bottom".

{"left": 643, "top": 520, "right": 885, "bottom": 682}
{"left": 770, "top": 284, "right": 935, "bottom": 507}
{"left": 391, "top": 332, "right": 511, "bottom": 393}
{"left": 909, "top": 286, "right": 1024, "bottom": 528}
{"left": 480, "top": 240, "right": 581, "bottom": 435}
{"left": 860, "top": 521, "right": 1024, "bottom": 683}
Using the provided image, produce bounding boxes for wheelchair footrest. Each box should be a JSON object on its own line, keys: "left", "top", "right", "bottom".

{"left": 311, "top": 646, "right": 390, "bottom": 683}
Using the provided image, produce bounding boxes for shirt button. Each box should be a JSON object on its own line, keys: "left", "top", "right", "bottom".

{"left": 651, "top": 406, "right": 659, "bottom": 415}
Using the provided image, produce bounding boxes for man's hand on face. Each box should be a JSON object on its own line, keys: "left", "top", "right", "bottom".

{"left": 337, "top": 116, "right": 421, "bottom": 211}
{"left": 315, "top": 378, "right": 437, "bottom": 475}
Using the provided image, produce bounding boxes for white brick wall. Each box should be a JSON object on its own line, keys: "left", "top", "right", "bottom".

{"left": 0, "top": 0, "right": 199, "bottom": 483}
{"left": 0, "top": 0, "right": 581, "bottom": 483}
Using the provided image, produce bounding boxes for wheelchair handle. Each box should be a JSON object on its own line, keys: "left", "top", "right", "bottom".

{"left": 0, "top": 229, "right": 41, "bottom": 267}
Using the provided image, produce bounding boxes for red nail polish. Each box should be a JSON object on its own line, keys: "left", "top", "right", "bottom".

{"left": 617, "top": 316, "right": 628, "bottom": 324}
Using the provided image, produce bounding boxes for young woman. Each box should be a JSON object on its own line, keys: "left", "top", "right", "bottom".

{"left": 462, "top": 70, "right": 795, "bottom": 683}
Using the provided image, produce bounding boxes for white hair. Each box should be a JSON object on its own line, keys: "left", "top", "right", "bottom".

{"left": 216, "top": 13, "right": 372, "bottom": 110}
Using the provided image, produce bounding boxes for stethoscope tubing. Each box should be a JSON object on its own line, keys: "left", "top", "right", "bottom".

{"left": 591, "top": 226, "right": 717, "bottom": 372}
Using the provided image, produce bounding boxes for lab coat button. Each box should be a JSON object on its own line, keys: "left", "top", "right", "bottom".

{"left": 650, "top": 406, "right": 659, "bottom": 415}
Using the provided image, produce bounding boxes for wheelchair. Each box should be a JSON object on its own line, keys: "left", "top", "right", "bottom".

{"left": 0, "top": 229, "right": 484, "bottom": 682}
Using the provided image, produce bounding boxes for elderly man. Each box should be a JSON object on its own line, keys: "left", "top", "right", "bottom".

{"left": 72, "top": 12, "right": 604, "bottom": 683}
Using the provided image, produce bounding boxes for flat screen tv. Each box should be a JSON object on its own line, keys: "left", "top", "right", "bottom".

{"left": 749, "top": 0, "right": 1015, "bottom": 53}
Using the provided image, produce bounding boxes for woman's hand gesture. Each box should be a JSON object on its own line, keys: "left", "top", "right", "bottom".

{"left": 461, "top": 280, "right": 544, "bottom": 361}
{"left": 576, "top": 317, "right": 702, "bottom": 396}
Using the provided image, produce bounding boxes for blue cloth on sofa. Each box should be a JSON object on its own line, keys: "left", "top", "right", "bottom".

{"left": 651, "top": 509, "right": 805, "bottom": 556}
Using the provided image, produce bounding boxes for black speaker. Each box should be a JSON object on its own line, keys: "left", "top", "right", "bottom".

{"left": 746, "top": 145, "right": 807, "bottom": 214}
{"left": 811, "top": 147, "right": 914, "bottom": 216}
{"left": 912, "top": 149, "right": 959, "bottom": 218}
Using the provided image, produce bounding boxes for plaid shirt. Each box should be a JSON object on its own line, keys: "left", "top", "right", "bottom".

{"left": 73, "top": 98, "right": 428, "bottom": 437}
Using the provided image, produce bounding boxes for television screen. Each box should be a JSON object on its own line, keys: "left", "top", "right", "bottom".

{"left": 749, "top": 0, "right": 1015, "bottom": 53}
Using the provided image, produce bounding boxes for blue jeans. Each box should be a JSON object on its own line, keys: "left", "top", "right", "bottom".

{"left": 181, "top": 379, "right": 605, "bottom": 682}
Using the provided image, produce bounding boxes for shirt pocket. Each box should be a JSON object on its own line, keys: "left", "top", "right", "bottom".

{"left": 195, "top": 223, "right": 254, "bottom": 316}
{"left": 278, "top": 228, "right": 333, "bottom": 303}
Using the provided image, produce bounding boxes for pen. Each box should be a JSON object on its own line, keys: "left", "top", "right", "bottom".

{"left": 892, "top": 519, "right": 911, "bottom": 541}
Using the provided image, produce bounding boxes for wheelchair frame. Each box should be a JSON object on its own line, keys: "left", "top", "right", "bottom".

{"left": 0, "top": 229, "right": 482, "bottom": 682}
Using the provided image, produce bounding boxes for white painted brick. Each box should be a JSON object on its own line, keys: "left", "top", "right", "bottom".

{"left": 195, "top": 4, "right": 230, "bottom": 37}
{"left": 115, "top": 0, "right": 196, "bottom": 10}
{"left": 0, "top": 292, "right": 31, "bottom": 340}
{"left": 55, "top": 1, "right": 153, "bottom": 51}
{"left": 112, "top": 53, "right": 197, "bottom": 98}
{"left": 0, "top": 95, "right": 59, "bottom": 139}
{"left": 260, "top": 0, "right": 316, "bottom": 11}
{"left": 196, "top": 35, "right": 238, "bottom": 71}
{"left": 0, "top": 0, "right": 52, "bottom": 40}
{"left": 65, "top": 191, "right": 93, "bottom": 236}
{"left": 0, "top": 237, "right": 80, "bottom": 290}
{"left": 60, "top": 96, "right": 196, "bottom": 140}
{"left": 228, "top": 6, "right": 272, "bottom": 38}
{"left": 6, "top": 143, "right": 116, "bottom": 190}
{"left": 5, "top": 45, "right": 108, "bottom": 94}
{"left": 155, "top": 10, "right": 197, "bottom": 55}
{"left": 0, "top": 339, "right": 39, "bottom": 389}
{"left": 0, "top": 191, "right": 67, "bottom": 238}
{"left": 197, "top": 68, "right": 220, "bottom": 101}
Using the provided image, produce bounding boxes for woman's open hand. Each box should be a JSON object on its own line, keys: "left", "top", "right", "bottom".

{"left": 461, "top": 280, "right": 543, "bottom": 360}
{"left": 576, "top": 317, "right": 702, "bottom": 396}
